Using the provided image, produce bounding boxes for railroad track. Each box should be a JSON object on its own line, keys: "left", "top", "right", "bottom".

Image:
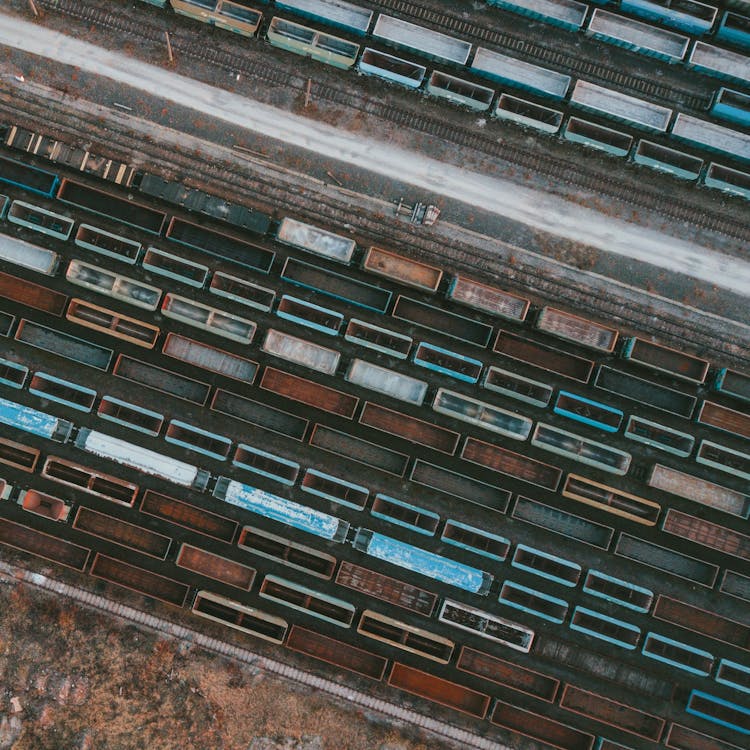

{"left": 33, "top": 0, "right": 750, "bottom": 247}
{"left": 373, "top": 0, "right": 710, "bottom": 110}
{"left": 0, "top": 561, "right": 499, "bottom": 750}
{"left": 4, "top": 85, "right": 749, "bottom": 373}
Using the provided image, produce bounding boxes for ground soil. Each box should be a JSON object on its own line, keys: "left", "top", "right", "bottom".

{"left": 0, "top": 574, "right": 435, "bottom": 750}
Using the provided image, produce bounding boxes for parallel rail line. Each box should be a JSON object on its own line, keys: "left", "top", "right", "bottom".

{"left": 3, "top": 86, "right": 749, "bottom": 373}
{"left": 35, "top": 0, "right": 749, "bottom": 247}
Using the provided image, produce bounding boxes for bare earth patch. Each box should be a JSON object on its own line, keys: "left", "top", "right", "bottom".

{"left": 0, "top": 580, "right": 435, "bottom": 750}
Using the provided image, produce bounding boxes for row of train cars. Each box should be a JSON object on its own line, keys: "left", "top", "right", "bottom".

{"left": 0, "top": 233, "right": 749, "bottom": 741}
{"left": 3, "top": 204, "right": 750, "bottom": 496}
{"left": 140, "top": 0, "right": 750, "bottom": 65}
{"left": 132, "top": 0, "right": 750, "bottom": 201}
{"left": 1, "top": 138, "right": 750, "bottom": 743}
{"left": 1, "top": 119, "right": 749, "bottom": 389}
{"left": 1, "top": 130, "right": 749, "bottom": 474}
{"left": 1, "top": 296, "right": 750, "bottom": 746}
{"left": 1, "top": 205, "right": 749, "bottom": 539}
{"left": 2, "top": 392, "right": 750, "bottom": 748}
{"left": 0, "top": 212, "right": 748, "bottom": 541}
{"left": 1, "top": 125, "right": 749, "bottom": 484}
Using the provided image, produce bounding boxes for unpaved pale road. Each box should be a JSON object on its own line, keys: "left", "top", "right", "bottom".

{"left": 2, "top": 13, "right": 749, "bottom": 297}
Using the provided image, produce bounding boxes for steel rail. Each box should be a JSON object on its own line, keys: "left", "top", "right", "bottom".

{"left": 2, "top": 87, "right": 749, "bottom": 371}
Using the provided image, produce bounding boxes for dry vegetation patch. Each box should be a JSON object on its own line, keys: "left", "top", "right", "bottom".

{"left": 0, "top": 580, "right": 437, "bottom": 750}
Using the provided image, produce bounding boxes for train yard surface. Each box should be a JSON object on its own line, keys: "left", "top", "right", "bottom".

{"left": 3, "top": 1, "right": 750, "bottom": 327}
{"left": 1, "top": 1, "right": 750, "bottom": 749}
{"left": 6, "top": 3, "right": 750, "bottom": 238}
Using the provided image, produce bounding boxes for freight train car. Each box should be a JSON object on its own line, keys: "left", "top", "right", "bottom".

{"left": 43, "top": 456, "right": 139, "bottom": 507}
{"left": 358, "top": 610, "right": 454, "bottom": 662}
{"left": 0, "top": 272, "right": 67, "bottom": 316}
{"left": 268, "top": 17, "right": 360, "bottom": 69}
{"left": 276, "top": 0, "right": 373, "bottom": 35}
{"left": 7, "top": 200, "right": 74, "bottom": 241}
{"left": 5, "top": 125, "right": 135, "bottom": 186}
{"left": 587, "top": 9, "right": 691, "bottom": 63}
{"left": 0, "top": 518, "right": 91, "bottom": 571}
{"left": 213, "top": 477, "right": 350, "bottom": 542}
{"left": 0, "top": 396, "right": 73, "bottom": 443}
{"left": 240, "top": 525, "right": 337, "bottom": 579}
{"left": 75, "top": 428, "right": 210, "bottom": 490}
{"left": 352, "top": 529, "right": 494, "bottom": 596}
{"left": 66, "top": 260, "right": 162, "bottom": 311}
{"left": 439, "top": 599, "right": 535, "bottom": 652}
{"left": 170, "top": 1, "right": 263, "bottom": 37}
{"left": 28, "top": 372, "right": 96, "bottom": 413}
{"left": 286, "top": 625, "right": 387, "bottom": 681}
{"left": 191, "top": 591, "right": 288, "bottom": 643}
{"left": 0, "top": 153, "right": 59, "bottom": 196}
{"left": 0, "top": 236, "right": 59, "bottom": 276}
{"left": 276, "top": 217, "right": 355, "bottom": 263}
